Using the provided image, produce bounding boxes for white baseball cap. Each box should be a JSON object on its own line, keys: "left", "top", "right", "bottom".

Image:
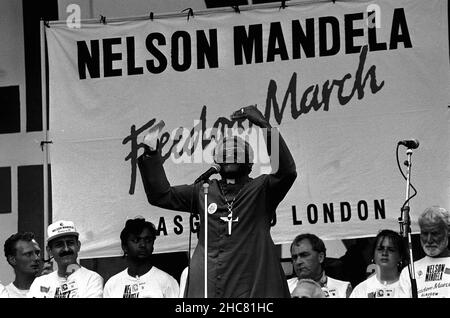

{"left": 47, "top": 220, "right": 79, "bottom": 243}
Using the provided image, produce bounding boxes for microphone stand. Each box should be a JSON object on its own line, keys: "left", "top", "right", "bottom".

{"left": 398, "top": 148, "right": 418, "bottom": 298}
{"left": 202, "top": 182, "right": 209, "bottom": 299}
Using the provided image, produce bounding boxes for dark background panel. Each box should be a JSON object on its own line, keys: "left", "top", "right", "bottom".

{"left": 0, "top": 86, "right": 20, "bottom": 134}
{"left": 17, "top": 164, "right": 52, "bottom": 251}
{"left": 22, "top": 0, "right": 58, "bottom": 132}
{"left": 0, "top": 167, "right": 12, "bottom": 214}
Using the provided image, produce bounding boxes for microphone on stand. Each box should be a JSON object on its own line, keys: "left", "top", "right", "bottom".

{"left": 194, "top": 164, "right": 221, "bottom": 183}
{"left": 398, "top": 139, "right": 419, "bottom": 149}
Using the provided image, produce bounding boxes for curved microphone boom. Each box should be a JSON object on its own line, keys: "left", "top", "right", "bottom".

{"left": 194, "top": 164, "right": 221, "bottom": 183}
{"left": 398, "top": 139, "right": 419, "bottom": 149}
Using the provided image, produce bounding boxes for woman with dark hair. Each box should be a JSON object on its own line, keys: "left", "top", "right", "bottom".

{"left": 350, "top": 229, "right": 407, "bottom": 298}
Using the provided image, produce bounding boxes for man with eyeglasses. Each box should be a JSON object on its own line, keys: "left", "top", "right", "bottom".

{"left": 28, "top": 220, "right": 104, "bottom": 298}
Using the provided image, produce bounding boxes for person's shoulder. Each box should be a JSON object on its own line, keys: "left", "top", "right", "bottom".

{"left": 365, "top": 273, "right": 377, "bottom": 283}
{"left": 286, "top": 277, "right": 298, "bottom": 284}
{"left": 353, "top": 275, "right": 372, "bottom": 290}
{"left": 33, "top": 271, "right": 57, "bottom": 284}
{"left": 4, "top": 282, "right": 14, "bottom": 289}
{"left": 252, "top": 174, "right": 270, "bottom": 185}
{"left": 151, "top": 266, "right": 177, "bottom": 282}
{"left": 80, "top": 266, "right": 104, "bottom": 281}
{"left": 80, "top": 266, "right": 99, "bottom": 274}
{"left": 416, "top": 255, "right": 450, "bottom": 264}
{"left": 416, "top": 255, "right": 430, "bottom": 263}
{"left": 5, "top": 283, "right": 29, "bottom": 298}
{"left": 349, "top": 279, "right": 366, "bottom": 298}
{"left": 4, "top": 282, "right": 16, "bottom": 293}
{"left": 413, "top": 255, "right": 441, "bottom": 267}
{"left": 152, "top": 266, "right": 173, "bottom": 277}
{"left": 327, "top": 275, "right": 351, "bottom": 286}
{"left": 105, "top": 268, "right": 127, "bottom": 285}
{"left": 28, "top": 271, "right": 57, "bottom": 297}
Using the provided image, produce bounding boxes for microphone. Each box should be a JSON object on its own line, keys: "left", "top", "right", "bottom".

{"left": 398, "top": 139, "right": 419, "bottom": 149}
{"left": 194, "top": 164, "right": 221, "bottom": 183}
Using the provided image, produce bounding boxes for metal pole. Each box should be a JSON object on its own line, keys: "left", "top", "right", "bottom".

{"left": 401, "top": 149, "right": 418, "bottom": 298}
{"left": 203, "top": 182, "right": 209, "bottom": 298}
{"left": 40, "top": 19, "right": 50, "bottom": 254}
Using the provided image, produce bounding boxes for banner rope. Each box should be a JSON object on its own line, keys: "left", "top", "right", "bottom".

{"left": 181, "top": 8, "right": 194, "bottom": 21}
{"left": 47, "top": 0, "right": 332, "bottom": 26}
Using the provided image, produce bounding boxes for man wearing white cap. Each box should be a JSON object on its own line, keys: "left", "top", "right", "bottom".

{"left": 28, "top": 220, "right": 104, "bottom": 298}
{"left": 138, "top": 105, "right": 297, "bottom": 297}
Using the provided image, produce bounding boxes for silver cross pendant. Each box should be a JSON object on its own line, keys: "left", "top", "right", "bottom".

{"left": 220, "top": 211, "right": 239, "bottom": 235}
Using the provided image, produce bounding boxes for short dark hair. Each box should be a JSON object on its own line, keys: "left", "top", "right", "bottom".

{"left": 372, "top": 229, "right": 408, "bottom": 271}
{"left": 4, "top": 232, "right": 36, "bottom": 260}
{"left": 290, "top": 233, "right": 326, "bottom": 258}
{"left": 120, "top": 218, "right": 157, "bottom": 246}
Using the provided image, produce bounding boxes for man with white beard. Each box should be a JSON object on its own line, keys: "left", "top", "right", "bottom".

{"left": 399, "top": 206, "right": 450, "bottom": 298}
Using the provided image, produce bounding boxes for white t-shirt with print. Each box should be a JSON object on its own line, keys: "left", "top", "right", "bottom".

{"left": 398, "top": 256, "right": 450, "bottom": 298}
{"left": 5, "top": 283, "right": 29, "bottom": 298}
{"left": 27, "top": 266, "right": 104, "bottom": 298}
{"left": 350, "top": 274, "right": 402, "bottom": 298}
{"left": 103, "top": 266, "right": 179, "bottom": 298}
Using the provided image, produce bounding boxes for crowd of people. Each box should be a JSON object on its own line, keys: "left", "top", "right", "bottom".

{"left": 0, "top": 204, "right": 448, "bottom": 298}
{"left": 1, "top": 106, "right": 448, "bottom": 298}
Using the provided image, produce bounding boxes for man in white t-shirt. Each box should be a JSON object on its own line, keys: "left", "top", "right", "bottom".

{"left": 288, "top": 233, "right": 352, "bottom": 298}
{"left": 28, "top": 220, "right": 104, "bottom": 298}
{"left": 399, "top": 206, "right": 450, "bottom": 298}
{"left": 103, "top": 217, "right": 179, "bottom": 298}
{"left": 3, "top": 232, "right": 46, "bottom": 298}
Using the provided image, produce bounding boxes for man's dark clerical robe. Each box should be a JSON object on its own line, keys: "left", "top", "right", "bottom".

{"left": 138, "top": 130, "right": 297, "bottom": 297}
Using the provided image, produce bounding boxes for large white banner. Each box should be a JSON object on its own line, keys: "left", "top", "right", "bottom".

{"left": 46, "top": 0, "right": 450, "bottom": 259}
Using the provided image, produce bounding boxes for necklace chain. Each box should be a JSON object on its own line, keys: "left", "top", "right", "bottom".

{"left": 218, "top": 181, "right": 244, "bottom": 213}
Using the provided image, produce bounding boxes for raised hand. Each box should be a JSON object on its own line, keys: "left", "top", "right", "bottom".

{"left": 231, "top": 105, "right": 271, "bottom": 128}
{"left": 143, "top": 120, "right": 165, "bottom": 151}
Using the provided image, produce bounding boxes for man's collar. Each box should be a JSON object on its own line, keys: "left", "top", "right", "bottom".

{"left": 318, "top": 271, "right": 328, "bottom": 287}
{"left": 225, "top": 179, "right": 236, "bottom": 184}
